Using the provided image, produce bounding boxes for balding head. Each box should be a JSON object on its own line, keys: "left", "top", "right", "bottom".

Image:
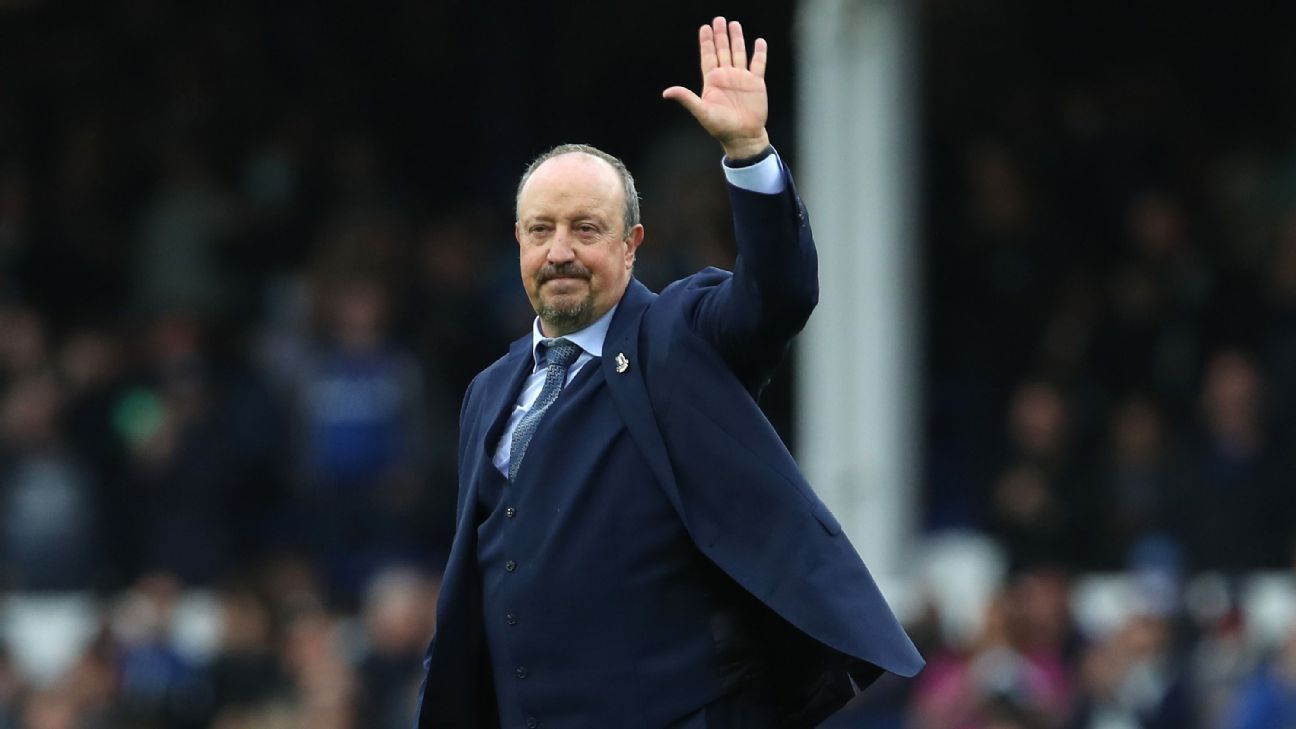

{"left": 516, "top": 143, "right": 640, "bottom": 237}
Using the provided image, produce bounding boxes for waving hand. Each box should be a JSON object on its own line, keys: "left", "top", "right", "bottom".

{"left": 663, "top": 17, "right": 772, "bottom": 160}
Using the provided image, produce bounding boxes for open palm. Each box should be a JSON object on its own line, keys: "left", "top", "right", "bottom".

{"left": 663, "top": 17, "right": 771, "bottom": 159}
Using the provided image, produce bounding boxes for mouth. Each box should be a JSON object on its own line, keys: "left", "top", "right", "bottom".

{"left": 541, "top": 275, "right": 589, "bottom": 285}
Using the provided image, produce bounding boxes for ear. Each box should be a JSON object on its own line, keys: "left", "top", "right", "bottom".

{"left": 624, "top": 224, "right": 645, "bottom": 270}
{"left": 514, "top": 222, "right": 523, "bottom": 247}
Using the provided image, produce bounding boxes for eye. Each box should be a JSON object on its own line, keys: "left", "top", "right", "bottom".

{"left": 577, "top": 223, "right": 599, "bottom": 234}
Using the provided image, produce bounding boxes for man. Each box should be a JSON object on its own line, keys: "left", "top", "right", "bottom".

{"left": 417, "top": 17, "right": 923, "bottom": 728}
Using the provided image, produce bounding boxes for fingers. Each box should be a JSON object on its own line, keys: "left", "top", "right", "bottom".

{"left": 701, "top": 18, "right": 761, "bottom": 74}
{"left": 661, "top": 86, "right": 705, "bottom": 121}
{"left": 712, "top": 17, "right": 731, "bottom": 67}
{"left": 750, "top": 37, "right": 768, "bottom": 78}
{"left": 729, "top": 21, "right": 747, "bottom": 70}
{"left": 698, "top": 23, "right": 717, "bottom": 76}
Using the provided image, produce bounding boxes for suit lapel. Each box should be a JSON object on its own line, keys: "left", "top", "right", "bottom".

{"left": 463, "top": 334, "right": 532, "bottom": 526}
{"left": 479, "top": 335, "right": 536, "bottom": 464}
{"left": 602, "top": 280, "right": 685, "bottom": 515}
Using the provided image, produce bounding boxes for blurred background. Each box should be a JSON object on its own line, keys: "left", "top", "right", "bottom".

{"left": 0, "top": 0, "right": 1294, "bottom": 727}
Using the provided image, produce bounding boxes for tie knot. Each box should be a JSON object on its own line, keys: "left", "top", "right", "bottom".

{"left": 541, "top": 338, "right": 580, "bottom": 368}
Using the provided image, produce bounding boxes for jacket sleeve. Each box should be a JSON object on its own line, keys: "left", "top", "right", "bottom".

{"left": 686, "top": 161, "right": 819, "bottom": 394}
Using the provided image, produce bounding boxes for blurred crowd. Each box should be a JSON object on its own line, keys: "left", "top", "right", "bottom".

{"left": 1, "top": 564, "right": 437, "bottom": 729}
{"left": 853, "top": 562, "right": 1296, "bottom": 729}
{"left": 1, "top": 0, "right": 1295, "bottom": 727}
{"left": 908, "top": 3, "right": 1296, "bottom": 728}
{"left": 923, "top": 2, "right": 1296, "bottom": 573}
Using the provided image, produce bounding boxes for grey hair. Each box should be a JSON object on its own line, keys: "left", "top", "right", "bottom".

{"left": 515, "top": 143, "right": 641, "bottom": 237}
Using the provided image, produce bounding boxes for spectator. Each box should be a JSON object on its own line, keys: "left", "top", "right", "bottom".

{"left": 121, "top": 309, "right": 281, "bottom": 584}
{"left": 277, "top": 607, "right": 359, "bottom": 729}
{"left": 56, "top": 326, "right": 133, "bottom": 587}
{"left": 0, "top": 370, "right": 96, "bottom": 590}
{"left": 112, "top": 573, "right": 207, "bottom": 727}
{"left": 291, "top": 272, "right": 432, "bottom": 599}
{"left": 1093, "top": 191, "right": 1210, "bottom": 403}
{"left": 1065, "top": 609, "right": 1197, "bottom": 729}
{"left": 357, "top": 567, "right": 438, "bottom": 729}
{"left": 912, "top": 572, "right": 1073, "bottom": 729}
{"left": 405, "top": 210, "right": 511, "bottom": 395}
{"left": 1179, "top": 349, "right": 1293, "bottom": 571}
{"left": 1225, "top": 624, "right": 1296, "bottom": 729}
{"left": 1088, "top": 395, "right": 1183, "bottom": 569}
{"left": 1191, "top": 601, "right": 1260, "bottom": 729}
{"left": 988, "top": 379, "right": 1085, "bottom": 568}
{"left": 132, "top": 143, "right": 235, "bottom": 315}
{"left": 206, "top": 582, "right": 284, "bottom": 715}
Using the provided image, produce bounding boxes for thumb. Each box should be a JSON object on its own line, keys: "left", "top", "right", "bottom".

{"left": 662, "top": 86, "right": 705, "bottom": 120}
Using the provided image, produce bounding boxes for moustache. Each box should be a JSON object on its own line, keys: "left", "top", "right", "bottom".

{"left": 537, "top": 263, "right": 592, "bottom": 284}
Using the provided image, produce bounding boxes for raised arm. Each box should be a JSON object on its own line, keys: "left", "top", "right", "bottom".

{"left": 662, "top": 18, "right": 817, "bottom": 394}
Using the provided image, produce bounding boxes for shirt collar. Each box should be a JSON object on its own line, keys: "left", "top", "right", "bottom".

{"left": 530, "top": 302, "right": 619, "bottom": 369}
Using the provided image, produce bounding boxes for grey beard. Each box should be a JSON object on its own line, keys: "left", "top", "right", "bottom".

{"left": 538, "top": 295, "right": 594, "bottom": 335}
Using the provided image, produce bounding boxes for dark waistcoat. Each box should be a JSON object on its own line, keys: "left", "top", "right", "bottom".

{"left": 474, "top": 359, "right": 764, "bottom": 728}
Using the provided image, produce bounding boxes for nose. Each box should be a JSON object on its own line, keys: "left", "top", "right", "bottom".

{"left": 547, "top": 229, "right": 576, "bottom": 264}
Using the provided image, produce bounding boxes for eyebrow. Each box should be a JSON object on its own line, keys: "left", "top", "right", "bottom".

{"left": 523, "top": 211, "right": 609, "bottom": 224}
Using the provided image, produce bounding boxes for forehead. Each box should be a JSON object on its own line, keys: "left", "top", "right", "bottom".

{"left": 518, "top": 153, "right": 623, "bottom": 218}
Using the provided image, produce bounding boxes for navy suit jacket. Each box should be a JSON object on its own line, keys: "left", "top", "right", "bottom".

{"left": 418, "top": 166, "right": 923, "bottom": 727}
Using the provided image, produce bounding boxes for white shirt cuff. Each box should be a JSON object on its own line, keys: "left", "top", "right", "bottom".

{"left": 722, "top": 151, "right": 786, "bottom": 194}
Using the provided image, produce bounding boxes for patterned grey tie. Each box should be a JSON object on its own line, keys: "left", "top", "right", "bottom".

{"left": 508, "top": 337, "right": 582, "bottom": 481}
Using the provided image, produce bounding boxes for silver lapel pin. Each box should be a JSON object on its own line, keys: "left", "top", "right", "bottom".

{"left": 615, "top": 352, "right": 630, "bottom": 374}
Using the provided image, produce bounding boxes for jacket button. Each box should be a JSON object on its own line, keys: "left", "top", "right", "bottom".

{"left": 526, "top": 719, "right": 538, "bottom": 728}
{"left": 505, "top": 560, "right": 517, "bottom": 572}
{"left": 506, "top": 613, "right": 518, "bottom": 625}
{"left": 505, "top": 507, "right": 516, "bottom": 518}
{"left": 515, "top": 666, "right": 528, "bottom": 679}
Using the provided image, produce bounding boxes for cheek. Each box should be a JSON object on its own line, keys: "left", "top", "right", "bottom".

{"left": 595, "top": 254, "right": 621, "bottom": 279}
{"left": 520, "top": 249, "right": 543, "bottom": 276}
{"left": 519, "top": 255, "right": 544, "bottom": 297}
